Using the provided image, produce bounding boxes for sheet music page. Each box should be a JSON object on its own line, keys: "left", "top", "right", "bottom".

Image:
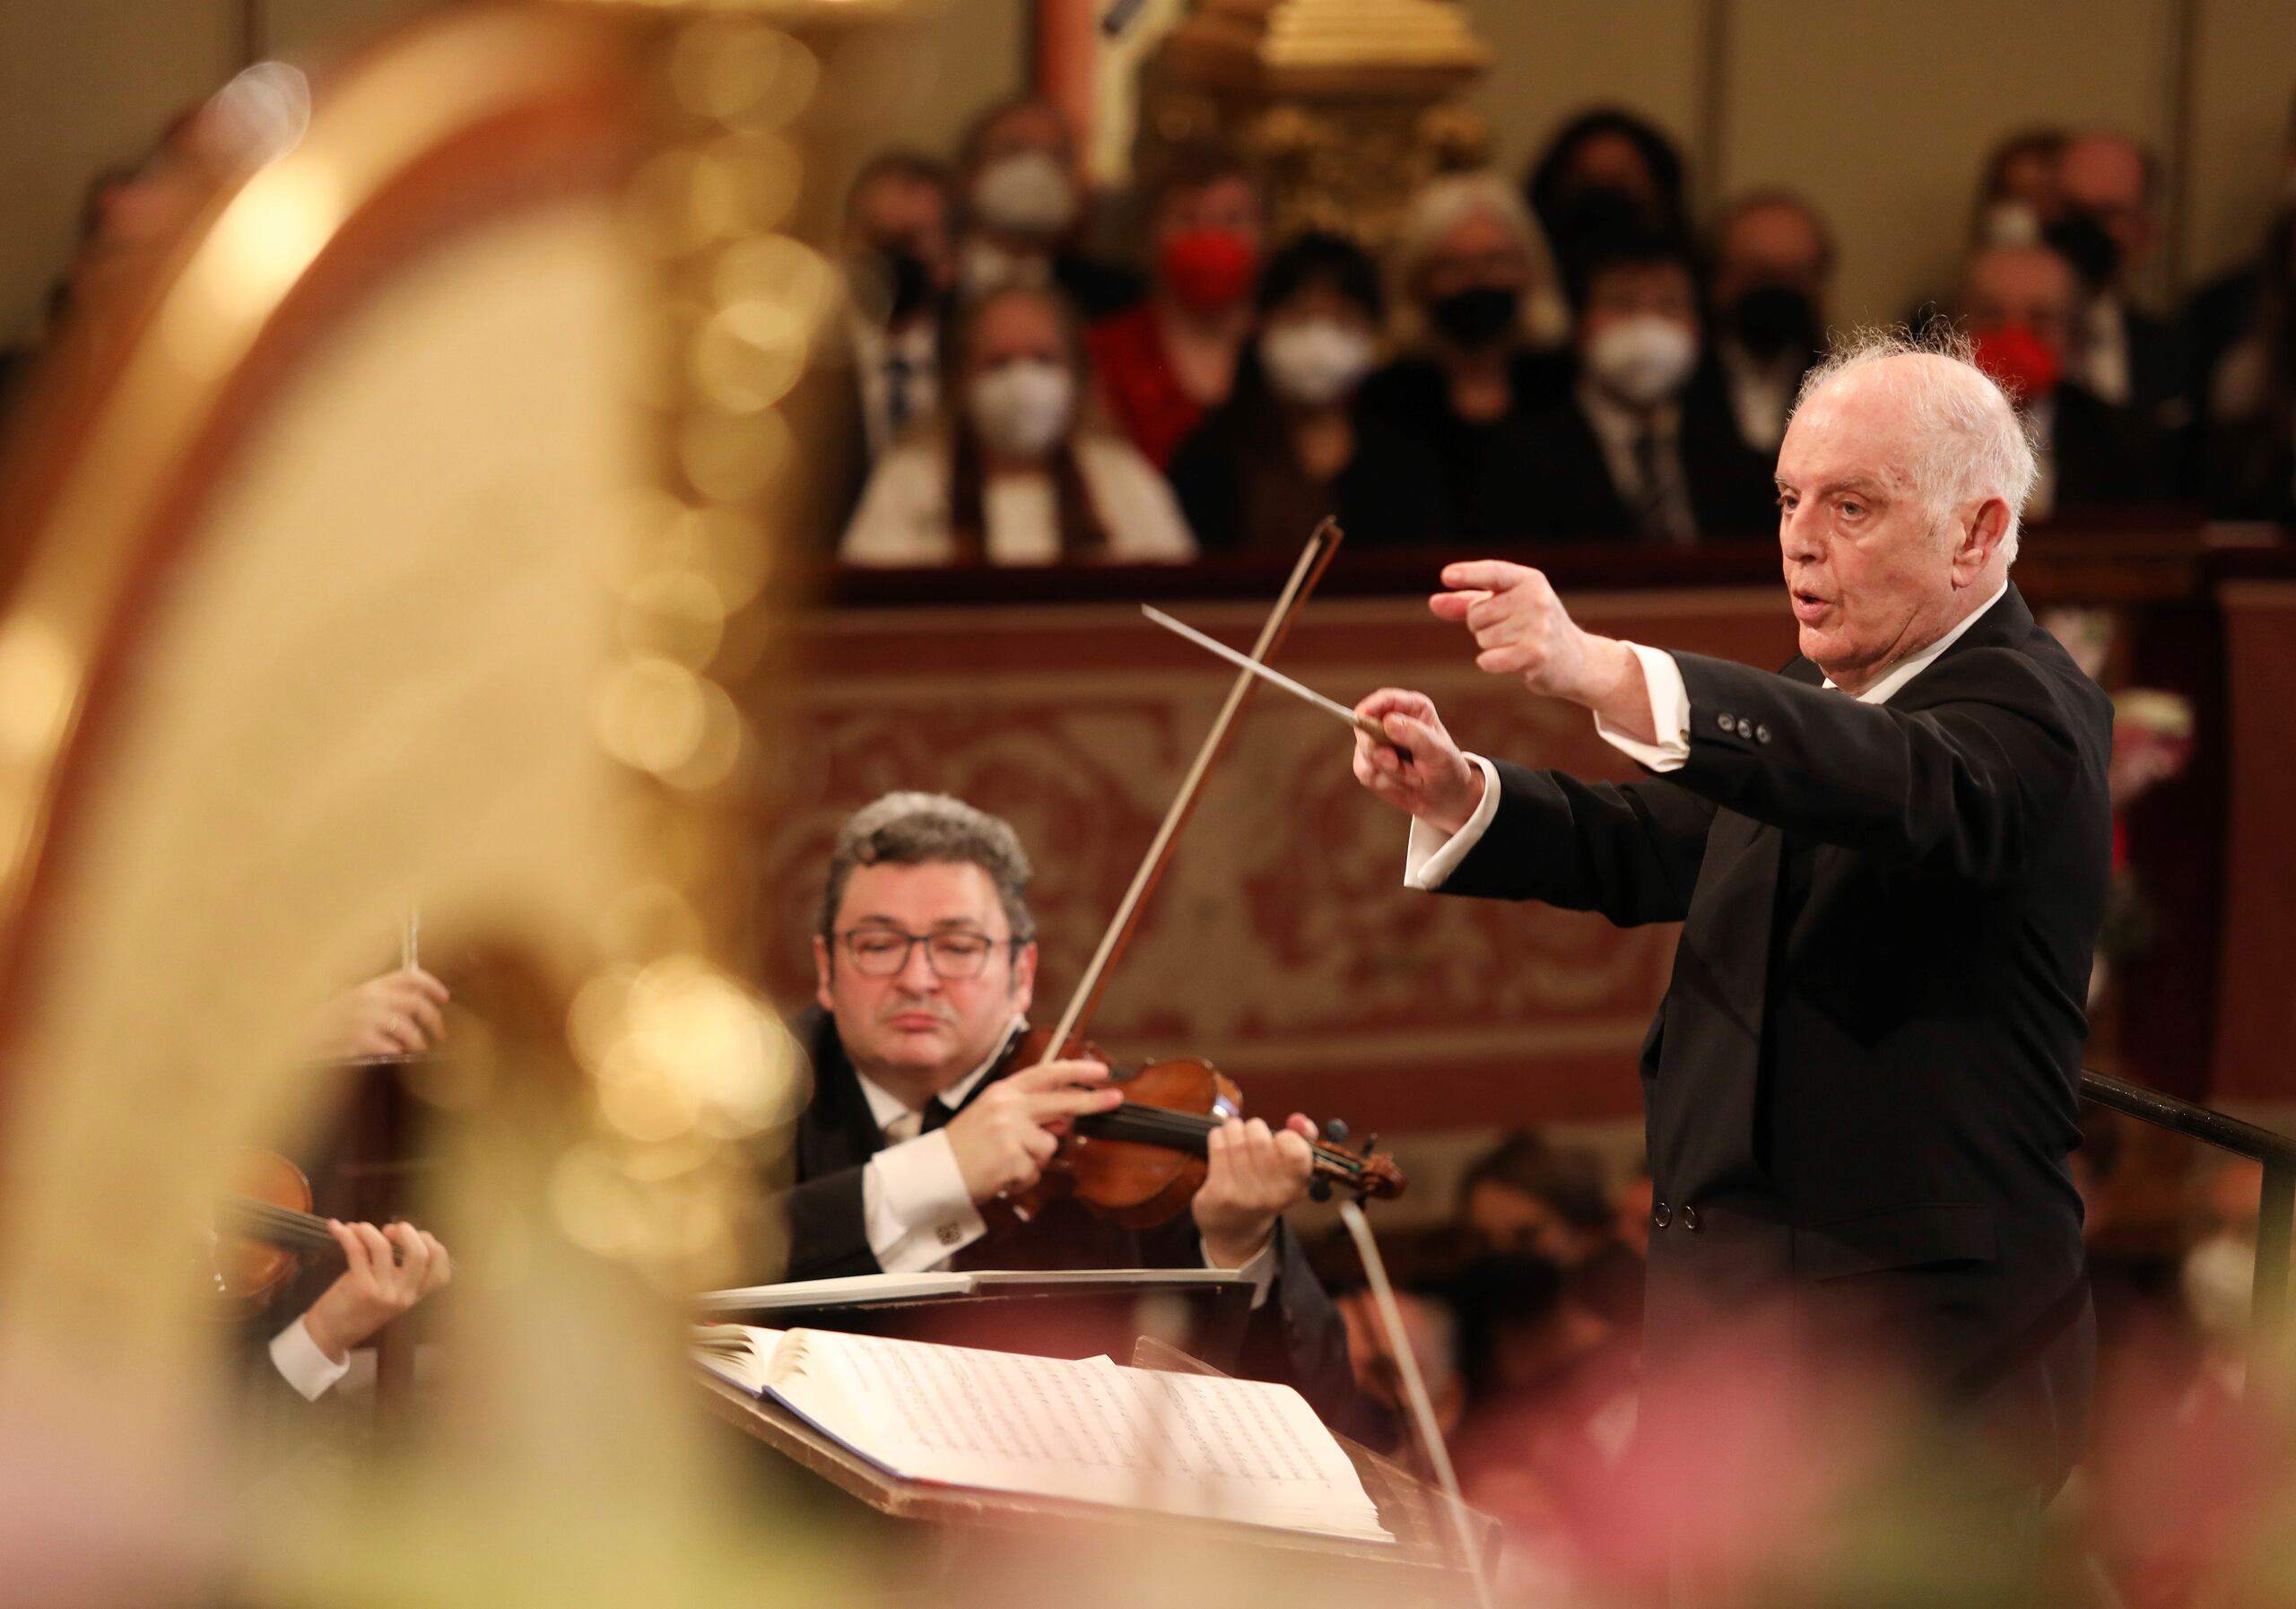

{"left": 801, "top": 1330, "right": 1387, "bottom": 1540}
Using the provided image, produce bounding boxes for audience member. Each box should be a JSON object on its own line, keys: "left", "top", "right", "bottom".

{"left": 2052, "top": 130, "right": 2194, "bottom": 443}
{"left": 1356, "top": 171, "right": 1569, "bottom": 542}
{"left": 1523, "top": 106, "right": 1692, "bottom": 288}
{"left": 2198, "top": 199, "right": 2296, "bottom": 522}
{"left": 1167, "top": 232, "right": 1448, "bottom": 552}
{"left": 836, "top": 151, "right": 957, "bottom": 465}
{"left": 841, "top": 283, "right": 1194, "bottom": 566}
{"left": 1700, "top": 189, "right": 1835, "bottom": 454}
{"left": 1086, "top": 140, "right": 1265, "bottom": 470}
{"left": 1458, "top": 1132, "right": 1641, "bottom": 1334}
{"left": 1971, "top": 127, "right": 2067, "bottom": 248}
{"left": 1961, "top": 241, "right": 2164, "bottom": 516}
{"left": 953, "top": 95, "right": 1141, "bottom": 319}
{"left": 1519, "top": 229, "right": 1778, "bottom": 541}
{"left": 2187, "top": 91, "right": 2296, "bottom": 457}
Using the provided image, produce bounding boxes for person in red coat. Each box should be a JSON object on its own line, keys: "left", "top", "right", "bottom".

{"left": 1087, "top": 140, "right": 1265, "bottom": 470}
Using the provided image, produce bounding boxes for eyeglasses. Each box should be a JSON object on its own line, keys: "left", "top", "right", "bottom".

{"left": 835, "top": 926, "right": 1019, "bottom": 980}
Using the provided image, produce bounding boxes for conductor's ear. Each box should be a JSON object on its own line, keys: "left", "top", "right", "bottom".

{"left": 1954, "top": 496, "right": 2013, "bottom": 584}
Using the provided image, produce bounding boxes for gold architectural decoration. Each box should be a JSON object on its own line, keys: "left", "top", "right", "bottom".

{"left": 1135, "top": 0, "right": 1494, "bottom": 249}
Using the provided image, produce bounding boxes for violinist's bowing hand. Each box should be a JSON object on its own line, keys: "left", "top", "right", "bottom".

{"left": 300, "top": 1220, "right": 451, "bottom": 1364}
{"left": 312, "top": 967, "right": 451, "bottom": 1059}
{"left": 1352, "top": 689, "right": 1484, "bottom": 836}
{"left": 1194, "top": 1112, "right": 1317, "bottom": 1269}
{"left": 944, "top": 1058, "right": 1122, "bottom": 1206}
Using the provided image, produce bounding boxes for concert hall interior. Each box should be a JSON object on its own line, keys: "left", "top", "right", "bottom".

{"left": 1, "top": 2, "right": 2293, "bottom": 1606}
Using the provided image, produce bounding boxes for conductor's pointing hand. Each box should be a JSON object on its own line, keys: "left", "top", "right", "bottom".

{"left": 1431, "top": 561, "right": 1607, "bottom": 699}
{"left": 1352, "top": 689, "right": 1484, "bottom": 835}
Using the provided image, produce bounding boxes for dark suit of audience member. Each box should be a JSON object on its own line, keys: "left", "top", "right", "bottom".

{"left": 2039, "top": 381, "right": 2169, "bottom": 516}
{"left": 778, "top": 1006, "right": 1354, "bottom": 1420}
{"left": 1355, "top": 352, "right": 1569, "bottom": 543}
{"left": 1518, "top": 383, "right": 1779, "bottom": 541}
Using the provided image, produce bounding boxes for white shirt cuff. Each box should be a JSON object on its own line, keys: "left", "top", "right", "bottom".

{"left": 271, "top": 1315, "right": 352, "bottom": 1402}
{"left": 1403, "top": 753, "right": 1501, "bottom": 891}
{"left": 1204, "top": 1232, "right": 1281, "bottom": 1309}
{"left": 864, "top": 1131, "right": 987, "bottom": 1273}
{"left": 1593, "top": 641, "right": 1692, "bottom": 772}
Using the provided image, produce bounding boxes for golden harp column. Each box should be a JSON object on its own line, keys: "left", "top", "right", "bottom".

{"left": 1134, "top": 0, "right": 1494, "bottom": 251}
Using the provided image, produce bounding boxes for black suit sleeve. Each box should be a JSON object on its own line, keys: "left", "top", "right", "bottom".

{"left": 1666, "top": 648, "right": 2100, "bottom": 886}
{"left": 1137, "top": 1219, "right": 1356, "bottom": 1423}
{"left": 1438, "top": 760, "right": 1718, "bottom": 926}
{"left": 778, "top": 1168, "right": 882, "bottom": 1282}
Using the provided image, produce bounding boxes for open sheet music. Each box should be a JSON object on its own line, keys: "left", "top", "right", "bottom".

{"left": 694, "top": 1326, "right": 1390, "bottom": 1544}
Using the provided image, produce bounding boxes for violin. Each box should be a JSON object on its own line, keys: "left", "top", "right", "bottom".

{"left": 1000, "top": 1028, "right": 1406, "bottom": 1230}
{"left": 209, "top": 1149, "right": 396, "bottom": 1308}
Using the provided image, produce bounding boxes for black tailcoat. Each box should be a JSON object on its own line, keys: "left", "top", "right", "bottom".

{"left": 1438, "top": 587, "right": 2110, "bottom": 1485}
{"left": 776, "top": 1007, "right": 1354, "bottom": 1421}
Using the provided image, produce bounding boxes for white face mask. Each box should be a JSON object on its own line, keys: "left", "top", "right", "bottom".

{"left": 1586, "top": 315, "right": 1697, "bottom": 407}
{"left": 970, "top": 151, "right": 1079, "bottom": 239}
{"left": 1259, "top": 320, "right": 1376, "bottom": 407}
{"left": 968, "top": 360, "right": 1074, "bottom": 458}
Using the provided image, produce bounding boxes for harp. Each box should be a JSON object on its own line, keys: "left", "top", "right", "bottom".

{"left": 0, "top": 4, "right": 870, "bottom": 1597}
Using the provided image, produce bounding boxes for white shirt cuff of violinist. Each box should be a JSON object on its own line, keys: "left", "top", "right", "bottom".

{"left": 1403, "top": 753, "right": 1502, "bottom": 890}
{"left": 271, "top": 1314, "right": 352, "bottom": 1401}
{"left": 1208, "top": 1233, "right": 1280, "bottom": 1308}
{"left": 1592, "top": 641, "right": 1692, "bottom": 771}
{"left": 865, "top": 1132, "right": 987, "bottom": 1273}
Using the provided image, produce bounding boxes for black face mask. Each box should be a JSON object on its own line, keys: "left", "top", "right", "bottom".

{"left": 1427, "top": 283, "right": 1521, "bottom": 348}
{"left": 1726, "top": 284, "right": 1820, "bottom": 361}
{"left": 2043, "top": 209, "right": 2123, "bottom": 291}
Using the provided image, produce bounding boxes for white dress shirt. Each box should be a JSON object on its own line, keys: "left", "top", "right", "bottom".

{"left": 1404, "top": 583, "right": 2013, "bottom": 889}
{"left": 270, "top": 1314, "right": 351, "bottom": 1400}
{"left": 852, "top": 1023, "right": 1281, "bottom": 1303}
{"left": 1718, "top": 339, "right": 1804, "bottom": 453}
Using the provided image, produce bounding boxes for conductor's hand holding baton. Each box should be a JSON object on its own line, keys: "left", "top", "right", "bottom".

{"left": 1352, "top": 561, "right": 1656, "bottom": 833}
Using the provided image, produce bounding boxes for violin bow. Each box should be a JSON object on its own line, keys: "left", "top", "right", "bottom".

{"left": 1031, "top": 517, "right": 1344, "bottom": 1064}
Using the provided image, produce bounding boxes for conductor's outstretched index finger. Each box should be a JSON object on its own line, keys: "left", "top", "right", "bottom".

{"left": 1440, "top": 560, "right": 1530, "bottom": 594}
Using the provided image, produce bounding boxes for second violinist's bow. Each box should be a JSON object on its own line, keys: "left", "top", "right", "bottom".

{"left": 1031, "top": 517, "right": 1343, "bottom": 1063}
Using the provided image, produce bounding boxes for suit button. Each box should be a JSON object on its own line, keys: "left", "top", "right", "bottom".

{"left": 1735, "top": 718, "right": 1754, "bottom": 739}
{"left": 1754, "top": 724, "right": 1771, "bottom": 744}
{"left": 1715, "top": 712, "right": 1734, "bottom": 734}
{"left": 1680, "top": 1205, "right": 1701, "bottom": 1231}
{"left": 1653, "top": 1200, "right": 1672, "bottom": 1228}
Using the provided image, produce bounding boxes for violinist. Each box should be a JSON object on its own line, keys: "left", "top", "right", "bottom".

{"left": 237, "top": 968, "right": 455, "bottom": 1402}
{"left": 778, "top": 790, "right": 1352, "bottom": 1415}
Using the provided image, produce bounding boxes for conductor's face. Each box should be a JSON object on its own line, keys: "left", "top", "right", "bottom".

{"left": 814, "top": 861, "right": 1037, "bottom": 1092}
{"left": 1773, "top": 368, "right": 1997, "bottom": 694}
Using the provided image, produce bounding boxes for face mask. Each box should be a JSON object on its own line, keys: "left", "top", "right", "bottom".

{"left": 1259, "top": 320, "right": 1376, "bottom": 406}
{"left": 1585, "top": 315, "right": 1697, "bottom": 406}
{"left": 2043, "top": 208, "right": 2123, "bottom": 290}
{"left": 970, "top": 151, "right": 1078, "bottom": 239}
{"left": 856, "top": 243, "right": 935, "bottom": 325}
{"left": 1972, "top": 324, "right": 2063, "bottom": 404}
{"left": 1426, "top": 283, "right": 1520, "bottom": 347}
{"left": 1158, "top": 228, "right": 1258, "bottom": 310}
{"left": 1726, "top": 284, "right": 1819, "bottom": 362}
{"left": 968, "top": 359, "right": 1074, "bottom": 457}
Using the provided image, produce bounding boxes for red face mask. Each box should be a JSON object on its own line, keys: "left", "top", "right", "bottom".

{"left": 1158, "top": 228, "right": 1258, "bottom": 310}
{"left": 1972, "top": 324, "right": 2063, "bottom": 404}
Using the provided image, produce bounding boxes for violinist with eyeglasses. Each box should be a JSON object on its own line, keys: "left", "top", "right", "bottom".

{"left": 775, "top": 790, "right": 1353, "bottom": 1419}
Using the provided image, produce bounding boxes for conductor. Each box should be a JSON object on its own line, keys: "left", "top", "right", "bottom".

{"left": 1351, "top": 330, "right": 2110, "bottom": 1502}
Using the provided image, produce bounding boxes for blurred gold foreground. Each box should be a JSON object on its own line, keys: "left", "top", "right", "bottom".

{"left": 0, "top": 4, "right": 860, "bottom": 1605}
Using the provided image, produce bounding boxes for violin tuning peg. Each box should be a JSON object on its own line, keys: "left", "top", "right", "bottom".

{"left": 1309, "top": 1178, "right": 1332, "bottom": 1204}
{"left": 1321, "top": 1117, "right": 1349, "bottom": 1144}
{"left": 1361, "top": 1134, "right": 1378, "bottom": 1160}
